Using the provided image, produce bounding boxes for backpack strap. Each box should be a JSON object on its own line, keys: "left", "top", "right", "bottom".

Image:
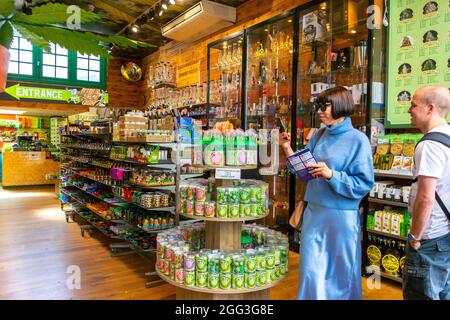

{"left": 414, "top": 131, "right": 450, "bottom": 221}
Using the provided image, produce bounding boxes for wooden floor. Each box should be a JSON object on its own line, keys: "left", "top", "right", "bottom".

{"left": 0, "top": 185, "right": 402, "bottom": 300}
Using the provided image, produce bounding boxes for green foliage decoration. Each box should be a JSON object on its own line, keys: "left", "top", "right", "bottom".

{"left": 0, "top": 0, "right": 155, "bottom": 56}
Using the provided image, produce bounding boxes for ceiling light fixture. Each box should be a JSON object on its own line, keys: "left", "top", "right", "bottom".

{"left": 0, "top": 109, "right": 26, "bottom": 115}
{"left": 169, "top": 0, "right": 176, "bottom": 4}
{"left": 131, "top": 24, "right": 139, "bottom": 32}
{"left": 162, "top": 2, "right": 168, "bottom": 10}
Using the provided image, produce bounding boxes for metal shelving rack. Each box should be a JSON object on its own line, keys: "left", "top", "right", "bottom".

{"left": 59, "top": 129, "right": 188, "bottom": 287}
{"left": 363, "top": 171, "right": 414, "bottom": 284}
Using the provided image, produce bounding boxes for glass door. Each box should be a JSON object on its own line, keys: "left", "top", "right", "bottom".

{"left": 246, "top": 15, "right": 295, "bottom": 230}
{"left": 296, "top": 0, "right": 370, "bottom": 203}
{"left": 207, "top": 33, "right": 244, "bottom": 129}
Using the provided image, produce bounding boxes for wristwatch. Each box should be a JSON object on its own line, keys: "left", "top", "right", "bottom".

{"left": 408, "top": 232, "right": 420, "bottom": 243}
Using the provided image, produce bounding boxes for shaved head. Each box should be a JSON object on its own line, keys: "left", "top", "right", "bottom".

{"left": 415, "top": 86, "right": 450, "bottom": 117}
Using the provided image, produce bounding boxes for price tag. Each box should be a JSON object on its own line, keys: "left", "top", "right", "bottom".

{"left": 215, "top": 168, "right": 241, "bottom": 180}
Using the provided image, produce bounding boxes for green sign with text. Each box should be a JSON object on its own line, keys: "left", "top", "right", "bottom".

{"left": 5, "top": 84, "right": 74, "bottom": 102}
{"left": 0, "top": 82, "right": 108, "bottom": 106}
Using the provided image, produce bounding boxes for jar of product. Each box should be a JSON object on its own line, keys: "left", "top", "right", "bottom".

{"left": 208, "top": 253, "right": 220, "bottom": 274}
{"left": 184, "top": 271, "right": 195, "bottom": 287}
{"left": 228, "top": 204, "right": 240, "bottom": 218}
{"left": 184, "top": 253, "right": 196, "bottom": 271}
{"left": 196, "top": 272, "right": 208, "bottom": 287}
{"left": 265, "top": 248, "right": 275, "bottom": 269}
{"left": 217, "top": 204, "right": 228, "bottom": 219}
{"left": 244, "top": 251, "right": 257, "bottom": 273}
{"left": 195, "top": 253, "right": 208, "bottom": 272}
{"left": 195, "top": 185, "right": 207, "bottom": 202}
{"left": 232, "top": 273, "right": 245, "bottom": 289}
{"left": 244, "top": 272, "right": 256, "bottom": 288}
{"left": 208, "top": 273, "right": 219, "bottom": 289}
{"left": 220, "top": 254, "right": 232, "bottom": 273}
{"left": 194, "top": 201, "right": 205, "bottom": 216}
{"left": 204, "top": 201, "right": 216, "bottom": 218}
{"left": 219, "top": 273, "right": 232, "bottom": 289}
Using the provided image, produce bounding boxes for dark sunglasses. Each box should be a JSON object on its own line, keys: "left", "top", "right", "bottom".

{"left": 314, "top": 101, "right": 331, "bottom": 112}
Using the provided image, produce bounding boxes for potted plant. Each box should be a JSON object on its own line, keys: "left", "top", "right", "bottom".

{"left": 0, "top": 1, "right": 154, "bottom": 92}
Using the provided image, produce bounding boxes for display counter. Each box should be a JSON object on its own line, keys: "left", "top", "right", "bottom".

{"left": 1, "top": 151, "right": 60, "bottom": 187}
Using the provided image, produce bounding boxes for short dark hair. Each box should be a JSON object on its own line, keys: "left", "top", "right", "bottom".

{"left": 317, "top": 86, "right": 355, "bottom": 119}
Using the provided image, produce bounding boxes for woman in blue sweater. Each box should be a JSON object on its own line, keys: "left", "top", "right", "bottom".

{"left": 280, "top": 86, "right": 374, "bottom": 300}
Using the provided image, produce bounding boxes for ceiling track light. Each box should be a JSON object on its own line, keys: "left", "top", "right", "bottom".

{"left": 169, "top": 0, "right": 176, "bottom": 5}
{"left": 162, "top": 3, "right": 168, "bottom": 10}
{"left": 131, "top": 24, "right": 139, "bottom": 33}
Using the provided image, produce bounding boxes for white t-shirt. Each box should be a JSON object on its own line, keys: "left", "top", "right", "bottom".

{"left": 409, "top": 124, "right": 450, "bottom": 239}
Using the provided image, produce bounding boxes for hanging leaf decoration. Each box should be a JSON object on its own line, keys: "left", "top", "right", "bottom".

{"left": 13, "top": 22, "right": 51, "bottom": 52}
{"left": 0, "top": 21, "right": 13, "bottom": 49}
{"left": 0, "top": 0, "right": 156, "bottom": 55}
{"left": 13, "top": 3, "right": 101, "bottom": 25}
{"left": 0, "top": 1, "right": 14, "bottom": 19}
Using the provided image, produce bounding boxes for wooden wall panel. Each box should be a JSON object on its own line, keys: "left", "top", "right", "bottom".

{"left": 107, "top": 57, "right": 147, "bottom": 109}
{"left": 142, "top": 0, "right": 312, "bottom": 95}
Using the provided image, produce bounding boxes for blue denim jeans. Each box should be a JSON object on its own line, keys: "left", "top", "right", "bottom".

{"left": 402, "top": 232, "right": 450, "bottom": 300}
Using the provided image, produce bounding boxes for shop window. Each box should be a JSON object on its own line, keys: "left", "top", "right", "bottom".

{"left": 8, "top": 31, "right": 33, "bottom": 76}
{"left": 76, "top": 53, "right": 101, "bottom": 83}
{"left": 7, "top": 32, "right": 106, "bottom": 89}
{"left": 42, "top": 44, "right": 69, "bottom": 80}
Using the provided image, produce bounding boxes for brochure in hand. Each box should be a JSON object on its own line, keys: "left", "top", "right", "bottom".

{"left": 287, "top": 147, "right": 318, "bottom": 181}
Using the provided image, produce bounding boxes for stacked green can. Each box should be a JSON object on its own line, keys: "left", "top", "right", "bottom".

{"left": 156, "top": 223, "right": 289, "bottom": 291}
{"left": 179, "top": 179, "right": 268, "bottom": 219}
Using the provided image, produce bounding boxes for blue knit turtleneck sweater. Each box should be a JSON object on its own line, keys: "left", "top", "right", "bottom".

{"left": 302, "top": 117, "right": 374, "bottom": 210}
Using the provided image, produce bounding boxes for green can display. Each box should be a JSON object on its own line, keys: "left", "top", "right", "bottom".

{"left": 156, "top": 218, "right": 288, "bottom": 292}
{"left": 178, "top": 179, "right": 268, "bottom": 219}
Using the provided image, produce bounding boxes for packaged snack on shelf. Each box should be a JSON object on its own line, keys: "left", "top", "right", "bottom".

{"left": 391, "top": 156, "right": 403, "bottom": 170}
{"left": 401, "top": 156, "right": 413, "bottom": 173}
{"left": 374, "top": 211, "right": 383, "bottom": 231}
{"left": 204, "top": 201, "right": 216, "bottom": 217}
{"left": 390, "top": 213, "right": 403, "bottom": 236}
{"left": 382, "top": 211, "right": 392, "bottom": 234}
{"left": 390, "top": 136, "right": 403, "bottom": 156}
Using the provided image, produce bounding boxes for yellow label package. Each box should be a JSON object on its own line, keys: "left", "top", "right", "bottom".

{"left": 374, "top": 211, "right": 383, "bottom": 231}
{"left": 382, "top": 211, "right": 392, "bottom": 234}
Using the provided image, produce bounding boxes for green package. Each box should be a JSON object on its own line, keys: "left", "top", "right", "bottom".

{"left": 240, "top": 188, "right": 251, "bottom": 203}
{"left": 232, "top": 254, "right": 245, "bottom": 274}
{"left": 244, "top": 254, "right": 257, "bottom": 273}
{"left": 195, "top": 254, "right": 208, "bottom": 272}
{"left": 196, "top": 272, "right": 207, "bottom": 287}
{"left": 219, "top": 273, "right": 231, "bottom": 289}
{"left": 220, "top": 254, "right": 232, "bottom": 273}
{"left": 208, "top": 273, "right": 219, "bottom": 289}
{"left": 239, "top": 204, "right": 252, "bottom": 218}
{"left": 217, "top": 204, "right": 228, "bottom": 218}
{"left": 244, "top": 272, "right": 256, "bottom": 288}
{"left": 184, "top": 271, "right": 196, "bottom": 287}
{"left": 217, "top": 187, "right": 228, "bottom": 204}
{"left": 257, "top": 270, "right": 267, "bottom": 287}
{"left": 228, "top": 204, "right": 240, "bottom": 218}
{"left": 265, "top": 251, "right": 275, "bottom": 269}
{"left": 232, "top": 273, "right": 245, "bottom": 289}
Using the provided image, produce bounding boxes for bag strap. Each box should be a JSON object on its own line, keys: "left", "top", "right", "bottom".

{"left": 414, "top": 131, "right": 450, "bottom": 221}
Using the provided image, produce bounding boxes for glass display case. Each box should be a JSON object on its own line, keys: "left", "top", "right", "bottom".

{"left": 204, "top": 1, "right": 372, "bottom": 238}
{"left": 207, "top": 33, "right": 244, "bottom": 128}
{"left": 245, "top": 14, "right": 295, "bottom": 230}
{"left": 295, "top": 0, "right": 370, "bottom": 202}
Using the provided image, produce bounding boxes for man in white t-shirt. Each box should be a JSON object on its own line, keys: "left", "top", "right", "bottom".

{"left": 404, "top": 86, "right": 450, "bottom": 300}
